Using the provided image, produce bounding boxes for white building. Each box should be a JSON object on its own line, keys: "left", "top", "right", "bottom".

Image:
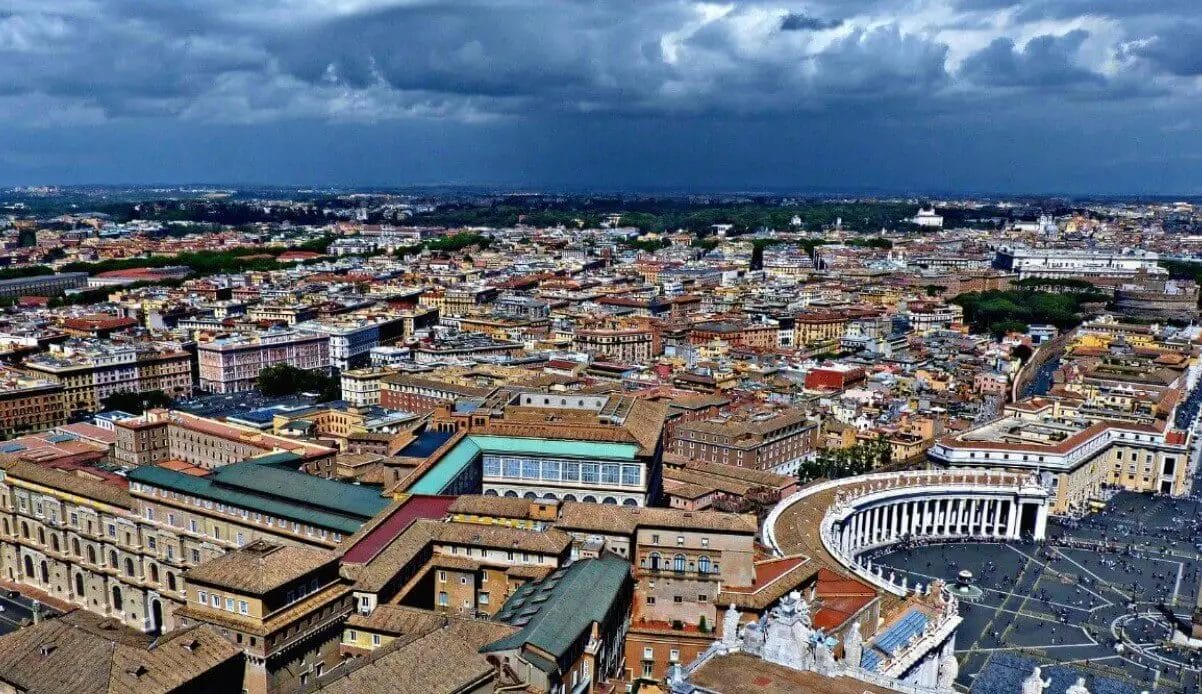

{"left": 911, "top": 207, "right": 944, "bottom": 228}
{"left": 992, "top": 246, "right": 1167, "bottom": 281}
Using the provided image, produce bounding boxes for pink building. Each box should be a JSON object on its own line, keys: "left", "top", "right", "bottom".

{"left": 197, "top": 330, "right": 330, "bottom": 393}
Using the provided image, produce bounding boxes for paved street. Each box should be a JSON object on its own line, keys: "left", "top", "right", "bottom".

{"left": 875, "top": 490, "right": 1202, "bottom": 693}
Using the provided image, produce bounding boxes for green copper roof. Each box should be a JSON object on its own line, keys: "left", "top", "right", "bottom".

{"left": 483, "top": 553, "right": 630, "bottom": 663}
{"left": 408, "top": 436, "right": 482, "bottom": 495}
{"left": 406, "top": 435, "right": 640, "bottom": 495}
{"left": 129, "top": 463, "right": 389, "bottom": 534}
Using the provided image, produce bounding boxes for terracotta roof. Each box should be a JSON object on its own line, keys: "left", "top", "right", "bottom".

{"left": 0, "top": 610, "right": 241, "bottom": 694}
{"left": 686, "top": 652, "right": 895, "bottom": 694}
{"left": 556, "top": 501, "right": 757, "bottom": 536}
{"left": 313, "top": 617, "right": 518, "bottom": 693}
{"left": 433, "top": 522, "right": 572, "bottom": 555}
{"left": 344, "top": 605, "right": 445, "bottom": 637}
{"left": 185, "top": 540, "right": 335, "bottom": 594}
{"left": 0, "top": 457, "right": 132, "bottom": 509}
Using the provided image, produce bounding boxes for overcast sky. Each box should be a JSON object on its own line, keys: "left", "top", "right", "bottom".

{"left": 2, "top": 0, "right": 1201, "bottom": 194}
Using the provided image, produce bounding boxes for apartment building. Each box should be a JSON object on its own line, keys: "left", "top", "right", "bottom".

{"left": 175, "top": 540, "right": 353, "bottom": 694}
{"left": 113, "top": 409, "right": 336, "bottom": 470}
{"left": 197, "top": 330, "right": 329, "bottom": 393}
{"left": 574, "top": 326, "right": 655, "bottom": 363}
{"left": 378, "top": 373, "right": 492, "bottom": 413}
{"left": 0, "top": 367, "right": 67, "bottom": 438}
{"left": 445, "top": 496, "right": 765, "bottom": 682}
{"left": 0, "top": 447, "right": 389, "bottom": 638}
{"left": 339, "top": 366, "right": 396, "bottom": 407}
{"left": 296, "top": 312, "right": 425, "bottom": 372}
{"left": 23, "top": 339, "right": 193, "bottom": 416}
{"left": 670, "top": 409, "right": 818, "bottom": 476}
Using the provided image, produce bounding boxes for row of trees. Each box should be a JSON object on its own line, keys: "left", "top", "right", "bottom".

{"left": 951, "top": 288, "right": 1105, "bottom": 338}
{"left": 256, "top": 364, "right": 341, "bottom": 402}
{"left": 798, "top": 438, "right": 893, "bottom": 484}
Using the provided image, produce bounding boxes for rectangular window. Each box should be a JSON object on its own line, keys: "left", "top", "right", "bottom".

{"left": 211, "top": 594, "right": 220, "bottom": 607}
{"left": 145, "top": 508, "right": 154, "bottom": 521}
{"left": 225, "top": 597, "right": 235, "bottom": 611}
{"left": 502, "top": 459, "right": 521, "bottom": 478}
{"left": 479, "top": 592, "right": 490, "bottom": 605}
{"left": 581, "top": 463, "right": 599, "bottom": 484}
{"left": 643, "top": 647, "right": 654, "bottom": 659}
{"left": 239, "top": 600, "right": 249, "bottom": 615}
{"left": 483, "top": 457, "right": 501, "bottom": 477}
{"left": 438, "top": 592, "right": 448, "bottom": 606}
{"left": 621, "top": 465, "right": 641, "bottom": 486}
{"left": 562, "top": 461, "right": 580, "bottom": 482}
{"left": 372, "top": 634, "right": 381, "bottom": 646}
{"left": 601, "top": 464, "right": 620, "bottom": 485}
{"left": 198, "top": 590, "right": 208, "bottom": 604}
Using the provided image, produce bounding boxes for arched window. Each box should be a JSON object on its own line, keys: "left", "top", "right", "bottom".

{"left": 648, "top": 553, "right": 661, "bottom": 571}
{"left": 698, "top": 556, "right": 711, "bottom": 574}
{"left": 74, "top": 572, "right": 85, "bottom": 598}
{"left": 37, "top": 527, "right": 45, "bottom": 545}
{"left": 86, "top": 546, "right": 96, "bottom": 564}
{"left": 674, "top": 555, "right": 686, "bottom": 572}
{"left": 39, "top": 561, "right": 48, "bottom": 584}
{"left": 2, "top": 518, "right": 9, "bottom": 535}
{"left": 111, "top": 585, "right": 123, "bottom": 612}
{"left": 51, "top": 535, "right": 60, "bottom": 553}
{"left": 23, "top": 555, "right": 33, "bottom": 578}
{"left": 167, "top": 572, "right": 177, "bottom": 592}
{"left": 20, "top": 522, "right": 29, "bottom": 539}
{"left": 149, "top": 564, "right": 159, "bottom": 583}
{"left": 109, "top": 551, "right": 118, "bottom": 568}
{"left": 124, "top": 558, "right": 135, "bottom": 578}
{"left": 72, "top": 538, "right": 81, "bottom": 556}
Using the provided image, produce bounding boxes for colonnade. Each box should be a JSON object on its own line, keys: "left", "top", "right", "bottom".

{"left": 836, "top": 494, "right": 1047, "bottom": 557}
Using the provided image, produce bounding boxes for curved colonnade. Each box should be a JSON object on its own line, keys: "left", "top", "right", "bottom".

{"left": 764, "top": 469, "right": 1051, "bottom": 596}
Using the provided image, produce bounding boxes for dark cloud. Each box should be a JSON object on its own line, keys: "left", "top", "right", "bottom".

{"left": 1129, "top": 24, "right": 1202, "bottom": 76}
{"left": 960, "top": 30, "right": 1103, "bottom": 88}
{"left": 779, "top": 12, "right": 843, "bottom": 31}
{"left": 0, "top": 0, "right": 1201, "bottom": 192}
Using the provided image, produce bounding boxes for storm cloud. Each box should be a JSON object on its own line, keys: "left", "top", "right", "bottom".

{"left": 1, "top": 0, "right": 1200, "bottom": 192}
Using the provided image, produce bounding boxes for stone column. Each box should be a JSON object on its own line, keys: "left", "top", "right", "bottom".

{"left": 1033, "top": 502, "right": 1048, "bottom": 540}
{"left": 1006, "top": 501, "right": 1019, "bottom": 538}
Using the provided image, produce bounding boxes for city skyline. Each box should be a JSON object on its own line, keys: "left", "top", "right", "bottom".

{"left": 3, "top": 0, "right": 1202, "bottom": 194}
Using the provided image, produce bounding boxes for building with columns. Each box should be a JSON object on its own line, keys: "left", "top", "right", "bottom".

{"left": 928, "top": 414, "right": 1192, "bottom": 516}
{"left": 765, "top": 469, "right": 1051, "bottom": 599}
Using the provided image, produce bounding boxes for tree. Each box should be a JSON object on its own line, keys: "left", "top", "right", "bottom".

{"left": 256, "top": 364, "right": 340, "bottom": 401}
{"left": 100, "top": 389, "right": 174, "bottom": 415}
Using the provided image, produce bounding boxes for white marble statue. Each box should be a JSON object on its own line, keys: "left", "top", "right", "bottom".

{"left": 741, "top": 617, "right": 765, "bottom": 656}
{"left": 814, "top": 633, "right": 836, "bottom": 674}
{"left": 1065, "top": 677, "right": 1090, "bottom": 694}
{"left": 843, "top": 620, "right": 863, "bottom": 668}
{"left": 722, "top": 603, "right": 741, "bottom": 647}
{"left": 1022, "top": 666, "right": 1052, "bottom": 694}
{"left": 937, "top": 650, "right": 959, "bottom": 689}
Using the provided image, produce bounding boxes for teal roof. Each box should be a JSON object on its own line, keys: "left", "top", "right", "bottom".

{"left": 408, "top": 437, "right": 481, "bottom": 495}
{"left": 246, "top": 450, "right": 304, "bottom": 468}
{"left": 408, "top": 434, "right": 640, "bottom": 495}
{"left": 483, "top": 553, "right": 630, "bottom": 664}
{"left": 129, "top": 463, "right": 389, "bottom": 534}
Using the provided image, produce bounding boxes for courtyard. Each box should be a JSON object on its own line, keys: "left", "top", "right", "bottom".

{"left": 874, "top": 490, "right": 1202, "bottom": 693}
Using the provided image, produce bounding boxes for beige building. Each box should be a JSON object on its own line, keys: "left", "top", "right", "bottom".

{"left": 23, "top": 340, "right": 193, "bottom": 417}
{"left": 175, "top": 541, "right": 352, "bottom": 694}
